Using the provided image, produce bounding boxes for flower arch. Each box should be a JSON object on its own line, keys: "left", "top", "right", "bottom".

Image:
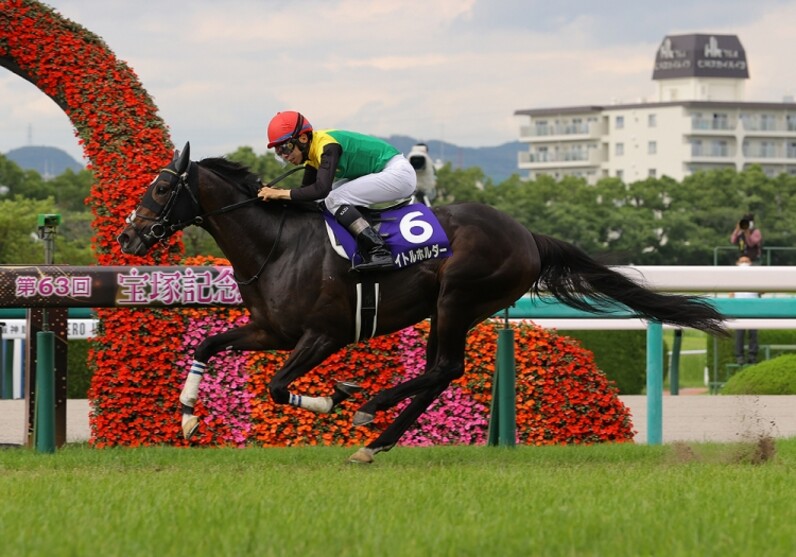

{"left": 0, "top": 0, "right": 635, "bottom": 447}
{"left": 0, "top": 0, "right": 187, "bottom": 442}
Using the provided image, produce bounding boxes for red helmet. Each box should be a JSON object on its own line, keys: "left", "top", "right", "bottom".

{"left": 267, "top": 111, "right": 313, "bottom": 148}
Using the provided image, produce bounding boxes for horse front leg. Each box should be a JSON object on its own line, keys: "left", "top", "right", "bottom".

{"left": 180, "top": 323, "right": 277, "bottom": 439}
{"left": 267, "top": 331, "right": 354, "bottom": 414}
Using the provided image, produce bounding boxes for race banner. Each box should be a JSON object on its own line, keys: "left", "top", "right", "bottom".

{"left": 0, "top": 266, "right": 243, "bottom": 308}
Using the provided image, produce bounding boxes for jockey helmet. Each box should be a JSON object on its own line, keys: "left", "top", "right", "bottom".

{"left": 267, "top": 111, "right": 313, "bottom": 148}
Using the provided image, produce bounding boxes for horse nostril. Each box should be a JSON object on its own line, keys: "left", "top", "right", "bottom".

{"left": 117, "top": 232, "right": 129, "bottom": 248}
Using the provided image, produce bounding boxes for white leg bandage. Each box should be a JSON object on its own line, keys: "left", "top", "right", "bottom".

{"left": 180, "top": 361, "right": 206, "bottom": 408}
{"left": 288, "top": 393, "right": 333, "bottom": 413}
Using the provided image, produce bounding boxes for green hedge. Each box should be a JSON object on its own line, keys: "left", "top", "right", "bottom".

{"left": 721, "top": 354, "right": 796, "bottom": 394}
{"left": 67, "top": 339, "right": 91, "bottom": 398}
{"left": 562, "top": 330, "right": 650, "bottom": 394}
{"left": 707, "top": 329, "right": 796, "bottom": 380}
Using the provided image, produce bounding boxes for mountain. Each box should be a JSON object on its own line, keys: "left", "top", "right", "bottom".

{"left": 3, "top": 139, "right": 522, "bottom": 183}
{"left": 4, "top": 146, "right": 83, "bottom": 177}
{"left": 384, "top": 135, "right": 522, "bottom": 184}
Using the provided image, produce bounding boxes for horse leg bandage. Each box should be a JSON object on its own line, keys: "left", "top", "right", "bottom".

{"left": 180, "top": 360, "right": 207, "bottom": 408}
{"left": 289, "top": 393, "right": 333, "bottom": 413}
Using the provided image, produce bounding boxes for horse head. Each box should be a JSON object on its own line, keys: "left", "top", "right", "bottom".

{"left": 118, "top": 142, "right": 201, "bottom": 255}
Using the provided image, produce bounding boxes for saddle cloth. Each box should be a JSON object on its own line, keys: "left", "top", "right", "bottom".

{"left": 322, "top": 203, "right": 452, "bottom": 270}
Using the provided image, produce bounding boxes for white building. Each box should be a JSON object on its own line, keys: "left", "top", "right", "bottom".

{"left": 515, "top": 34, "right": 796, "bottom": 184}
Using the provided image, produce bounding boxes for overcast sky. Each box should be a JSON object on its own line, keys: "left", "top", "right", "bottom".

{"left": 2, "top": 0, "right": 796, "bottom": 164}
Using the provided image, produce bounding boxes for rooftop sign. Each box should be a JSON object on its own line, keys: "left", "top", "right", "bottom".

{"left": 653, "top": 34, "right": 749, "bottom": 80}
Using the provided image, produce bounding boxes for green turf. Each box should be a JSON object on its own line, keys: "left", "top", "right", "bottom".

{"left": 1, "top": 440, "right": 793, "bottom": 557}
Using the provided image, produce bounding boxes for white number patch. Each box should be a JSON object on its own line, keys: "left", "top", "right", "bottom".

{"left": 399, "top": 211, "right": 434, "bottom": 244}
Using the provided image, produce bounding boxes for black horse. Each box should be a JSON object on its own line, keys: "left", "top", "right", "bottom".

{"left": 118, "top": 143, "right": 726, "bottom": 463}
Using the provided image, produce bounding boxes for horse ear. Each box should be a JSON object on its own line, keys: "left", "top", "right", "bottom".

{"left": 175, "top": 142, "right": 191, "bottom": 173}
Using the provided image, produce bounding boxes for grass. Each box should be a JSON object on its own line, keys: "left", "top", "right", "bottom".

{"left": 1, "top": 440, "right": 795, "bottom": 557}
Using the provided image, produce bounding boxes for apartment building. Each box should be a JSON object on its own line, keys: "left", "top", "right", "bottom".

{"left": 515, "top": 34, "right": 796, "bottom": 184}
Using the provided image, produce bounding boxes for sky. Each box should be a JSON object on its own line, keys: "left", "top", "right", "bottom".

{"left": 3, "top": 0, "right": 796, "bottom": 165}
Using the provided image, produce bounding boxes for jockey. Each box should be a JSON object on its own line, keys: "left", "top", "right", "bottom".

{"left": 258, "top": 111, "right": 417, "bottom": 272}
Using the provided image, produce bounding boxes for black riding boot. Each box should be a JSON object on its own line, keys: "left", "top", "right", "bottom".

{"left": 334, "top": 205, "right": 394, "bottom": 272}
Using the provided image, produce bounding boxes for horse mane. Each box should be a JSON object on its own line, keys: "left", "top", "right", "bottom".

{"left": 198, "top": 157, "right": 261, "bottom": 195}
{"left": 197, "top": 157, "right": 321, "bottom": 215}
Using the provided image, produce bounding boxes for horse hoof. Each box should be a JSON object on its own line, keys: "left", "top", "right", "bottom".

{"left": 352, "top": 411, "right": 375, "bottom": 426}
{"left": 334, "top": 381, "right": 363, "bottom": 397}
{"left": 182, "top": 415, "right": 200, "bottom": 440}
{"left": 348, "top": 447, "right": 375, "bottom": 464}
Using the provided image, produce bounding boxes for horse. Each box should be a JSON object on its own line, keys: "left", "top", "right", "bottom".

{"left": 117, "top": 143, "right": 727, "bottom": 463}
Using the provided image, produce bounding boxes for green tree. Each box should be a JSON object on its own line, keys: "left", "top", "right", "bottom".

{"left": 48, "top": 168, "right": 94, "bottom": 212}
{"left": 0, "top": 196, "right": 94, "bottom": 264}
{"left": 226, "top": 146, "right": 303, "bottom": 189}
{"left": 435, "top": 164, "right": 492, "bottom": 204}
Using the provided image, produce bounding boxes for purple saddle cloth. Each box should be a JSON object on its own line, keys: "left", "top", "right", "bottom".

{"left": 322, "top": 203, "right": 452, "bottom": 269}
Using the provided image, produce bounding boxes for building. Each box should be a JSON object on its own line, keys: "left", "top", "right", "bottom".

{"left": 515, "top": 34, "right": 796, "bottom": 184}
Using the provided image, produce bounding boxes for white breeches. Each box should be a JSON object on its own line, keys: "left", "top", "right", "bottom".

{"left": 323, "top": 155, "right": 417, "bottom": 214}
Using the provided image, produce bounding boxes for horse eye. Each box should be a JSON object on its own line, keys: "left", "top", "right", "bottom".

{"left": 156, "top": 184, "right": 170, "bottom": 196}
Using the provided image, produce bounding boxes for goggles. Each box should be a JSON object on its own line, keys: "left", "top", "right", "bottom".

{"left": 274, "top": 141, "right": 295, "bottom": 158}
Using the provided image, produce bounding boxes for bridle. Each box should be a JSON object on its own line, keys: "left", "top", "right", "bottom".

{"left": 122, "top": 161, "right": 304, "bottom": 284}
{"left": 124, "top": 162, "right": 303, "bottom": 245}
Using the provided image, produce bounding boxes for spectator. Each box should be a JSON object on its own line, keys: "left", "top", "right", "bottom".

{"left": 730, "top": 255, "right": 759, "bottom": 365}
{"left": 730, "top": 213, "right": 762, "bottom": 263}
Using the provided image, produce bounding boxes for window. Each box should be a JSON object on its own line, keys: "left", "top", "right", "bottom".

{"left": 649, "top": 169, "right": 657, "bottom": 178}
{"left": 761, "top": 114, "right": 776, "bottom": 131}
{"left": 616, "top": 169, "right": 624, "bottom": 180}
{"left": 615, "top": 142, "right": 624, "bottom": 156}
{"left": 648, "top": 114, "right": 657, "bottom": 127}
{"left": 648, "top": 141, "right": 657, "bottom": 155}
{"left": 615, "top": 115, "right": 624, "bottom": 129}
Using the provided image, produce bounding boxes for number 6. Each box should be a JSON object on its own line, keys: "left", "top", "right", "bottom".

{"left": 399, "top": 211, "right": 434, "bottom": 244}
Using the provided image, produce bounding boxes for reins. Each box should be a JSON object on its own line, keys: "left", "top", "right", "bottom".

{"left": 190, "top": 164, "right": 305, "bottom": 224}
{"left": 153, "top": 163, "right": 304, "bottom": 285}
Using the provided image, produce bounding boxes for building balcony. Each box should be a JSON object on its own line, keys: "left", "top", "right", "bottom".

{"left": 689, "top": 119, "right": 737, "bottom": 135}
{"left": 518, "top": 149, "right": 603, "bottom": 168}
{"left": 689, "top": 146, "right": 735, "bottom": 161}
{"left": 741, "top": 121, "right": 796, "bottom": 137}
{"left": 742, "top": 147, "right": 796, "bottom": 163}
{"left": 519, "top": 121, "right": 606, "bottom": 142}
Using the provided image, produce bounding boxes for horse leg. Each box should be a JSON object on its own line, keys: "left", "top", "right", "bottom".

{"left": 352, "top": 316, "right": 439, "bottom": 426}
{"left": 181, "top": 325, "right": 354, "bottom": 439}
{"left": 180, "top": 323, "right": 279, "bottom": 439}
{"left": 268, "top": 331, "right": 352, "bottom": 414}
{"left": 350, "top": 323, "right": 469, "bottom": 463}
{"left": 350, "top": 277, "right": 507, "bottom": 462}
{"left": 348, "top": 360, "right": 464, "bottom": 463}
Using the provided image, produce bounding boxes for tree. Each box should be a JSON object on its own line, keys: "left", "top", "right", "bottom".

{"left": 434, "top": 164, "right": 492, "bottom": 204}
{"left": 226, "top": 146, "right": 303, "bottom": 189}
{"left": 0, "top": 196, "right": 94, "bottom": 264}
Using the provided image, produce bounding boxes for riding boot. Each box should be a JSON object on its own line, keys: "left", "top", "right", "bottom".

{"left": 354, "top": 227, "right": 394, "bottom": 271}
{"left": 334, "top": 204, "right": 394, "bottom": 272}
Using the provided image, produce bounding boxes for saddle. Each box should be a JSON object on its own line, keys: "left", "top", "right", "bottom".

{"left": 322, "top": 200, "right": 452, "bottom": 270}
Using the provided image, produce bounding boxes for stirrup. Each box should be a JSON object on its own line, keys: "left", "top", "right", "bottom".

{"left": 351, "top": 257, "right": 395, "bottom": 271}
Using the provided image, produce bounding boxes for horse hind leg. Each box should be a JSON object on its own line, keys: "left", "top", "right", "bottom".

{"left": 349, "top": 369, "right": 458, "bottom": 464}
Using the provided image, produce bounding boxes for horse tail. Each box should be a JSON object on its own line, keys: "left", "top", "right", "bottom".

{"left": 532, "top": 233, "right": 727, "bottom": 336}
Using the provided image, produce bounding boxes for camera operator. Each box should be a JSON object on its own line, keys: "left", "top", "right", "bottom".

{"left": 408, "top": 143, "right": 437, "bottom": 207}
{"left": 730, "top": 213, "right": 762, "bottom": 262}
